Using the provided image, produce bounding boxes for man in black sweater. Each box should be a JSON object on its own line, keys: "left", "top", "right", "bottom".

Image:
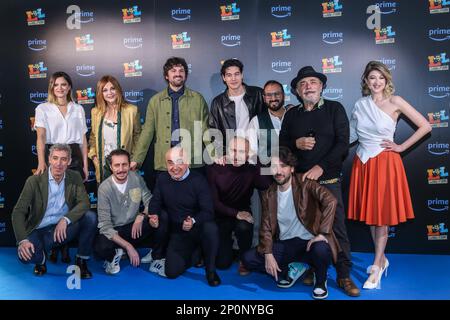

{"left": 149, "top": 146, "right": 221, "bottom": 286}
{"left": 279, "top": 66, "right": 359, "bottom": 297}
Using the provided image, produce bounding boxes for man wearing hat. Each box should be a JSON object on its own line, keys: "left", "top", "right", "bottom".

{"left": 279, "top": 66, "right": 360, "bottom": 297}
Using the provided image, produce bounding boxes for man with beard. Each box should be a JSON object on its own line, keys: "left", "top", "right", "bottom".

{"left": 241, "top": 147, "right": 338, "bottom": 299}
{"left": 248, "top": 80, "right": 287, "bottom": 165}
{"left": 132, "top": 57, "right": 209, "bottom": 263}
{"left": 279, "top": 66, "right": 360, "bottom": 297}
{"left": 131, "top": 57, "right": 209, "bottom": 177}
{"left": 95, "top": 149, "right": 168, "bottom": 276}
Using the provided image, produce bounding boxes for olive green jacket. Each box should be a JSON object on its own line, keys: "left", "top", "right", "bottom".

{"left": 132, "top": 87, "right": 210, "bottom": 171}
{"left": 11, "top": 169, "right": 90, "bottom": 245}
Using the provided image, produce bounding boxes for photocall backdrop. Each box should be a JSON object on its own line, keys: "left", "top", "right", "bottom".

{"left": 0, "top": 0, "right": 448, "bottom": 254}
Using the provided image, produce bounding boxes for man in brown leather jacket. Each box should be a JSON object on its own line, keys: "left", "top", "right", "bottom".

{"left": 242, "top": 147, "right": 339, "bottom": 299}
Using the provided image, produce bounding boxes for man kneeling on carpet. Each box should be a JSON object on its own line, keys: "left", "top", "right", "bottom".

{"left": 148, "top": 146, "right": 221, "bottom": 287}
{"left": 95, "top": 149, "right": 168, "bottom": 276}
{"left": 12, "top": 143, "right": 97, "bottom": 278}
{"left": 242, "top": 147, "right": 340, "bottom": 299}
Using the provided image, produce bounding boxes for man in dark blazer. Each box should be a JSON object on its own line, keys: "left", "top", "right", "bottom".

{"left": 12, "top": 143, "right": 97, "bottom": 278}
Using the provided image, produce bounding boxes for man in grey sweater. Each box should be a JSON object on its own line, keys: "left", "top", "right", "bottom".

{"left": 95, "top": 149, "right": 168, "bottom": 275}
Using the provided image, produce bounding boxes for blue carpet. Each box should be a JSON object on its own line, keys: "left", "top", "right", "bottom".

{"left": 0, "top": 248, "right": 449, "bottom": 300}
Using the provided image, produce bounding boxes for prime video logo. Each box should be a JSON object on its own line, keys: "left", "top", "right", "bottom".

{"left": 75, "top": 10, "right": 94, "bottom": 23}
{"left": 428, "top": 142, "right": 450, "bottom": 155}
{"left": 171, "top": 8, "right": 191, "bottom": 21}
{"left": 124, "top": 90, "right": 144, "bottom": 103}
{"left": 323, "top": 87, "right": 343, "bottom": 100}
{"left": 271, "top": 5, "right": 292, "bottom": 18}
{"left": 322, "top": 31, "right": 343, "bottom": 44}
{"left": 86, "top": 170, "right": 96, "bottom": 183}
{"left": 75, "top": 64, "right": 95, "bottom": 77}
{"left": 221, "top": 34, "right": 241, "bottom": 47}
{"left": 428, "top": 85, "right": 450, "bottom": 98}
{"left": 27, "top": 39, "right": 47, "bottom": 51}
{"left": 374, "top": 1, "right": 397, "bottom": 14}
{"left": 427, "top": 198, "right": 449, "bottom": 212}
{"left": 429, "top": 28, "right": 450, "bottom": 41}
{"left": 29, "top": 91, "right": 48, "bottom": 104}
{"left": 376, "top": 58, "right": 396, "bottom": 70}
{"left": 271, "top": 60, "right": 292, "bottom": 73}
{"left": 123, "top": 37, "right": 143, "bottom": 49}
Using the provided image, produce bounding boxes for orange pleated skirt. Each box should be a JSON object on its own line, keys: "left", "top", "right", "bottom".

{"left": 347, "top": 151, "right": 414, "bottom": 226}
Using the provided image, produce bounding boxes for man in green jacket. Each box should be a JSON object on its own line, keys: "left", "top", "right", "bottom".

{"left": 12, "top": 144, "right": 97, "bottom": 278}
{"left": 130, "top": 57, "right": 210, "bottom": 176}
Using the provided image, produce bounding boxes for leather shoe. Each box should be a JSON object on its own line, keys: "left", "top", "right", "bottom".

{"left": 61, "top": 244, "right": 71, "bottom": 263}
{"left": 238, "top": 261, "right": 250, "bottom": 276}
{"left": 302, "top": 268, "right": 315, "bottom": 286}
{"left": 76, "top": 257, "right": 93, "bottom": 279}
{"left": 206, "top": 271, "right": 221, "bottom": 287}
{"left": 48, "top": 248, "right": 58, "bottom": 264}
{"left": 337, "top": 277, "right": 360, "bottom": 297}
{"left": 34, "top": 263, "right": 47, "bottom": 276}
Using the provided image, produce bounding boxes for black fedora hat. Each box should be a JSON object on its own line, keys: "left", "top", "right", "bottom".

{"left": 290, "top": 66, "right": 327, "bottom": 92}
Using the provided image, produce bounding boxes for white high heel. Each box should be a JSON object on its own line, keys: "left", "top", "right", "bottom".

{"left": 363, "top": 259, "right": 389, "bottom": 290}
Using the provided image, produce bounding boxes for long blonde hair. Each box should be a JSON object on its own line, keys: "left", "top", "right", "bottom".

{"left": 47, "top": 71, "right": 74, "bottom": 104}
{"left": 95, "top": 75, "right": 126, "bottom": 114}
{"left": 361, "top": 61, "right": 395, "bottom": 97}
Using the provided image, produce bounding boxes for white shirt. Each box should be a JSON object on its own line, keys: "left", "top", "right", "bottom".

{"left": 229, "top": 92, "right": 249, "bottom": 134}
{"left": 350, "top": 96, "right": 397, "bottom": 164}
{"left": 113, "top": 177, "right": 128, "bottom": 194}
{"left": 34, "top": 101, "right": 88, "bottom": 144}
{"left": 277, "top": 185, "right": 314, "bottom": 241}
{"left": 248, "top": 112, "right": 284, "bottom": 164}
{"left": 103, "top": 119, "right": 118, "bottom": 164}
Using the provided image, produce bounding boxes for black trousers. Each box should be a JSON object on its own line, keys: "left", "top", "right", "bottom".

{"left": 323, "top": 182, "right": 352, "bottom": 279}
{"left": 165, "top": 221, "right": 219, "bottom": 279}
{"left": 95, "top": 213, "right": 168, "bottom": 262}
{"left": 242, "top": 237, "right": 332, "bottom": 284}
{"left": 216, "top": 216, "right": 253, "bottom": 269}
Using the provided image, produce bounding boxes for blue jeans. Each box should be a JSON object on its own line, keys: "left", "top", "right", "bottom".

{"left": 19, "top": 210, "right": 97, "bottom": 264}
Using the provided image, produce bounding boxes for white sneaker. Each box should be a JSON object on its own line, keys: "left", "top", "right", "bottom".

{"left": 149, "top": 258, "right": 166, "bottom": 277}
{"left": 103, "top": 248, "right": 123, "bottom": 275}
{"left": 141, "top": 249, "right": 153, "bottom": 264}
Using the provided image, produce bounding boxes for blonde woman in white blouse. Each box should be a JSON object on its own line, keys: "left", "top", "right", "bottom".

{"left": 34, "top": 71, "right": 88, "bottom": 180}
{"left": 348, "top": 61, "right": 431, "bottom": 290}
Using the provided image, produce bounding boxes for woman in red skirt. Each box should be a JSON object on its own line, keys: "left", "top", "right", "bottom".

{"left": 348, "top": 61, "right": 431, "bottom": 290}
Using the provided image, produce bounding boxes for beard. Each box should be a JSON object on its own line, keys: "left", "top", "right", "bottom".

{"left": 274, "top": 174, "right": 291, "bottom": 186}
{"left": 266, "top": 100, "right": 284, "bottom": 112}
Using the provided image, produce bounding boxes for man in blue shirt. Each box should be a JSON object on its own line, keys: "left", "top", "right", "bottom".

{"left": 12, "top": 144, "right": 97, "bottom": 278}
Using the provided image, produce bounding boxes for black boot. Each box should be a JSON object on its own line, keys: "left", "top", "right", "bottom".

{"left": 48, "top": 247, "right": 58, "bottom": 263}
{"left": 61, "top": 244, "right": 71, "bottom": 263}
{"left": 76, "top": 257, "right": 92, "bottom": 279}
{"left": 206, "top": 270, "right": 221, "bottom": 287}
{"left": 34, "top": 263, "right": 47, "bottom": 276}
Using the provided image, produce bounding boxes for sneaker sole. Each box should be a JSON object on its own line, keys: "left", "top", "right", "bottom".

{"left": 312, "top": 292, "right": 328, "bottom": 300}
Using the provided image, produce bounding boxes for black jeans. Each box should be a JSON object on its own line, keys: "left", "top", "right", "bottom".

{"left": 216, "top": 216, "right": 253, "bottom": 269}
{"left": 19, "top": 211, "right": 97, "bottom": 264}
{"left": 242, "top": 237, "right": 332, "bottom": 284}
{"left": 95, "top": 213, "right": 168, "bottom": 262}
{"left": 165, "top": 221, "right": 219, "bottom": 279}
{"left": 323, "top": 182, "right": 352, "bottom": 279}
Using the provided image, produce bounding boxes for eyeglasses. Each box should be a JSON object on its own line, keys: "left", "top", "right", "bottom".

{"left": 263, "top": 92, "right": 283, "bottom": 98}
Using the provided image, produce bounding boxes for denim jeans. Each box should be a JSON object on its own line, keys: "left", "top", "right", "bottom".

{"left": 19, "top": 210, "right": 97, "bottom": 264}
